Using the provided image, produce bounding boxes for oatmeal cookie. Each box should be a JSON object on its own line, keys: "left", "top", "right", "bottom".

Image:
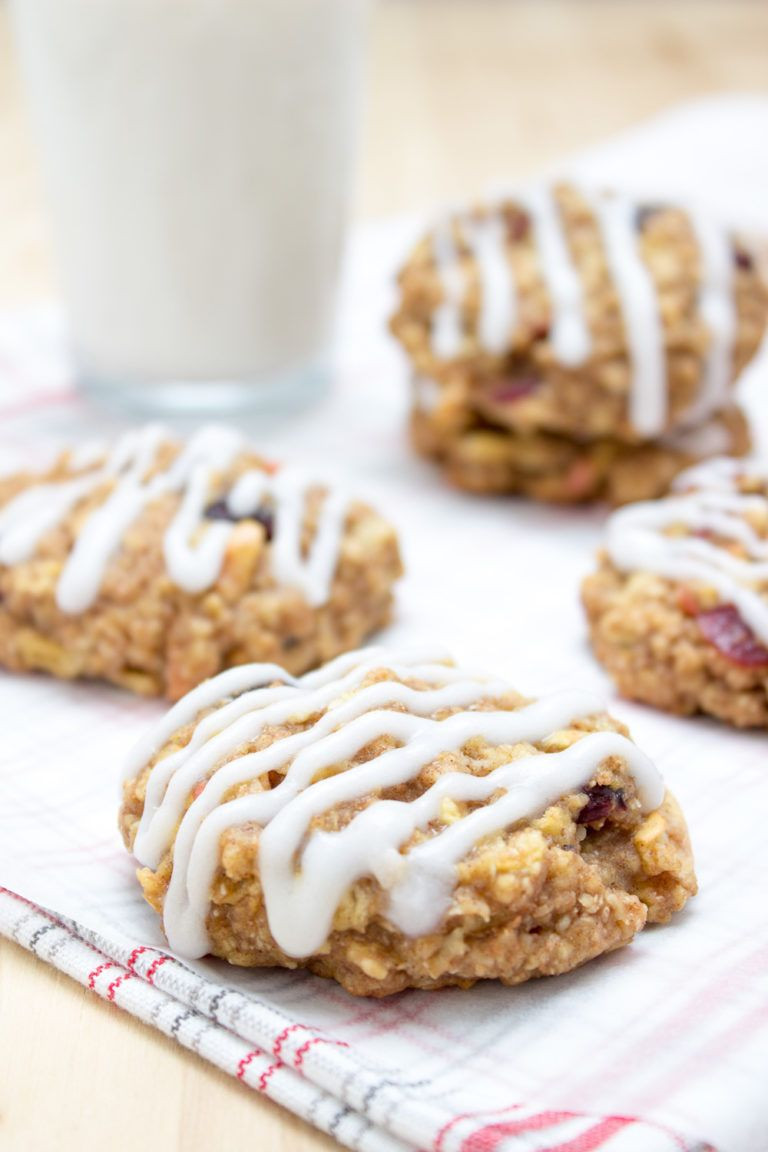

{"left": 583, "top": 456, "right": 768, "bottom": 727}
{"left": 120, "top": 646, "right": 696, "bottom": 996}
{"left": 0, "top": 426, "right": 402, "bottom": 699}
{"left": 392, "top": 183, "right": 767, "bottom": 444}
{"left": 412, "top": 400, "right": 750, "bottom": 505}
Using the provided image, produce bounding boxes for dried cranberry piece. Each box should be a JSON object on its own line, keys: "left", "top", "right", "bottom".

{"left": 253, "top": 507, "right": 275, "bottom": 540}
{"left": 697, "top": 604, "right": 768, "bottom": 667}
{"left": 204, "top": 501, "right": 274, "bottom": 540}
{"left": 204, "top": 500, "right": 234, "bottom": 522}
{"left": 488, "top": 376, "right": 540, "bottom": 404}
{"left": 576, "top": 785, "right": 626, "bottom": 825}
{"left": 733, "top": 246, "right": 754, "bottom": 271}
{"left": 505, "top": 207, "right": 531, "bottom": 242}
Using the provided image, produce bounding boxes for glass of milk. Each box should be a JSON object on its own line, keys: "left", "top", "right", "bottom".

{"left": 11, "top": 0, "right": 367, "bottom": 416}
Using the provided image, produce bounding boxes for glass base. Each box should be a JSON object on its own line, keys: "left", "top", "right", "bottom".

{"left": 77, "top": 358, "right": 330, "bottom": 422}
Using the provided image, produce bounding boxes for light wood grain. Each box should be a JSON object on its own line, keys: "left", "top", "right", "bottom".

{"left": 0, "top": 939, "right": 338, "bottom": 1152}
{"left": 358, "top": 0, "right": 768, "bottom": 216}
{"left": 1, "top": 2, "right": 768, "bottom": 1149}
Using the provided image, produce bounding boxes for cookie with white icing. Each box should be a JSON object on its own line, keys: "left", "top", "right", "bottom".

{"left": 412, "top": 399, "right": 750, "bottom": 505}
{"left": 119, "top": 647, "right": 696, "bottom": 996}
{"left": 583, "top": 456, "right": 768, "bottom": 727}
{"left": 392, "top": 183, "right": 767, "bottom": 445}
{"left": 0, "top": 426, "right": 402, "bottom": 699}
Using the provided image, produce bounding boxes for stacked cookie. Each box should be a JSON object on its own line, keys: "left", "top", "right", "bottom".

{"left": 391, "top": 183, "right": 768, "bottom": 503}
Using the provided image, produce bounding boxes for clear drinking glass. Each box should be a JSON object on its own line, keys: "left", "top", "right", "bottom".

{"left": 11, "top": 0, "right": 368, "bottom": 416}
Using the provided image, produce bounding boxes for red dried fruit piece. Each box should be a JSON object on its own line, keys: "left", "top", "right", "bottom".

{"left": 576, "top": 785, "right": 626, "bottom": 825}
{"left": 733, "top": 246, "right": 754, "bottom": 271}
{"left": 563, "top": 458, "right": 598, "bottom": 500}
{"left": 697, "top": 603, "right": 768, "bottom": 668}
{"left": 204, "top": 500, "right": 233, "bottom": 521}
{"left": 488, "top": 376, "right": 540, "bottom": 404}
{"left": 205, "top": 501, "right": 274, "bottom": 540}
{"left": 505, "top": 207, "right": 530, "bottom": 242}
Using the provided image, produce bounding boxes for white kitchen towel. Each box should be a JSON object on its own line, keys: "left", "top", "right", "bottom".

{"left": 2, "top": 95, "right": 768, "bottom": 1152}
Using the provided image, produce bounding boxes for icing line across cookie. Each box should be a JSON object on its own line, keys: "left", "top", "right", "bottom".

{"left": 125, "top": 646, "right": 666, "bottom": 961}
{"left": 0, "top": 424, "right": 349, "bottom": 613}
{"left": 424, "top": 183, "right": 739, "bottom": 437}
{"left": 605, "top": 455, "right": 768, "bottom": 644}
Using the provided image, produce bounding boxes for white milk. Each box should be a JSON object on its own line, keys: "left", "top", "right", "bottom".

{"left": 11, "top": 0, "right": 367, "bottom": 413}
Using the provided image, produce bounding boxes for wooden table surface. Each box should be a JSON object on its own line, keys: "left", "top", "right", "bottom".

{"left": 1, "top": 1, "right": 767, "bottom": 1149}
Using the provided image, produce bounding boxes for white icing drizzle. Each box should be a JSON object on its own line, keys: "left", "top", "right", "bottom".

{"left": 162, "top": 463, "right": 234, "bottom": 595}
{"left": 228, "top": 469, "right": 349, "bottom": 608}
{"left": 430, "top": 188, "right": 589, "bottom": 367}
{"left": 587, "top": 191, "right": 666, "bottom": 438}
{"left": 0, "top": 424, "right": 350, "bottom": 614}
{"left": 518, "top": 186, "right": 590, "bottom": 367}
{"left": 127, "top": 649, "right": 665, "bottom": 960}
{"left": 606, "top": 457, "right": 768, "bottom": 643}
{"left": 281, "top": 730, "right": 656, "bottom": 952}
{"left": 683, "top": 208, "right": 736, "bottom": 426}
{"left": 135, "top": 656, "right": 476, "bottom": 869}
{"left": 673, "top": 456, "right": 768, "bottom": 493}
{"left": 68, "top": 439, "right": 109, "bottom": 470}
{"left": 426, "top": 186, "right": 738, "bottom": 440}
{"left": 661, "top": 414, "right": 733, "bottom": 459}
{"left": 431, "top": 219, "right": 465, "bottom": 358}
{"left": 58, "top": 424, "right": 175, "bottom": 613}
{"left": 465, "top": 210, "right": 517, "bottom": 355}
{"left": 0, "top": 475, "right": 100, "bottom": 567}
{"left": 123, "top": 645, "right": 449, "bottom": 779}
